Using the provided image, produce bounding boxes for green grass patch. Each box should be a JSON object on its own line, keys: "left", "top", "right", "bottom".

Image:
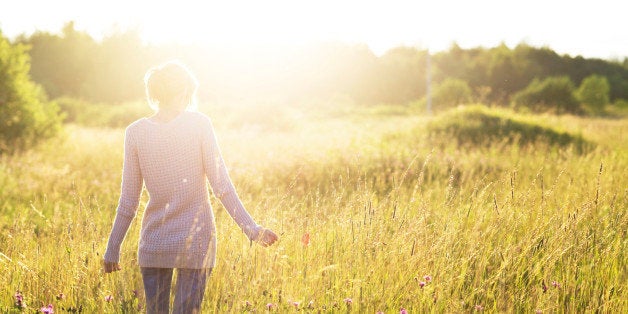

{"left": 426, "top": 105, "right": 592, "bottom": 152}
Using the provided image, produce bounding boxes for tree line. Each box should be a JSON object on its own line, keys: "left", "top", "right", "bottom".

{"left": 2, "top": 22, "right": 628, "bottom": 153}
{"left": 12, "top": 22, "right": 628, "bottom": 109}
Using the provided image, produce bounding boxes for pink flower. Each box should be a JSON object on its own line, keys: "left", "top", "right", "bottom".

{"left": 551, "top": 281, "right": 560, "bottom": 288}
{"left": 105, "top": 295, "right": 113, "bottom": 302}
{"left": 291, "top": 301, "right": 300, "bottom": 308}
{"left": 40, "top": 304, "right": 54, "bottom": 314}
{"left": 535, "top": 310, "right": 543, "bottom": 314}
{"left": 14, "top": 291, "right": 26, "bottom": 308}
{"left": 400, "top": 308, "right": 408, "bottom": 314}
{"left": 377, "top": 311, "right": 385, "bottom": 314}
{"left": 475, "top": 304, "right": 484, "bottom": 311}
{"left": 266, "top": 303, "right": 275, "bottom": 310}
{"left": 419, "top": 281, "right": 426, "bottom": 288}
{"left": 424, "top": 275, "right": 432, "bottom": 282}
{"left": 301, "top": 233, "right": 311, "bottom": 246}
{"left": 344, "top": 298, "right": 353, "bottom": 305}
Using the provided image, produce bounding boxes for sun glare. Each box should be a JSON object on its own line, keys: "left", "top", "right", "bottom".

{"left": 117, "top": 1, "right": 449, "bottom": 55}
{"left": 127, "top": 1, "right": 497, "bottom": 57}
{"left": 2, "top": 0, "right": 624, "bottom": 60}
{"left": 137, "top": 2, "right": 321, "bottom": 47}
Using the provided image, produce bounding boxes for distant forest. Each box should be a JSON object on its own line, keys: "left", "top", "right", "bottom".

{"left": 10, "top": 22, "right": 628, "bottom": 109}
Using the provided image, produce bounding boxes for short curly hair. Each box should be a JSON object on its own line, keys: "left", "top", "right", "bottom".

{"left": 144, "top": 60, "right": 198, "bottom": 111}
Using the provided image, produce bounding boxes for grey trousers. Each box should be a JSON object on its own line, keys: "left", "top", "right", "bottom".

{"left": 140, "top": 267, "right": 211, "bottom": 314}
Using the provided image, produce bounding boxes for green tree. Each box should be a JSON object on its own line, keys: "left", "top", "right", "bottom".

{"left": 485, "top": 43, "right": 530, "bottom": 103}
{"left": 19, "top": 23, "right": 149, "bottom": 103}
{"left": 432, "top": 78, "right": 472, "bottom": 110}
{"left": 377, "top": 47, "right": 427, "bottom": 104}
{"left": 19, "top": 22, "right": 97, "bottom": 99}
{"left": 0, "top": 32, "right": 62, "bottom": 154}
{"left": 577, "top": 74, "right": 610, "bottom": 113}
{"left": 512, "top": 76, "right": 580, "bottom": 114}
{"left": 86, "top": 29, "right": 149, "bottom": 102}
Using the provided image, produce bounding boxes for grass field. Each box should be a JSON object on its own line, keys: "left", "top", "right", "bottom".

{"left": 1, "top": 104, "right": 626, "bottom": 313}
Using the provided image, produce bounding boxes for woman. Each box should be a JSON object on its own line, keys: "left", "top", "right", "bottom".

{"left": 103, "top": 60, "right": 278, "bottom": 313}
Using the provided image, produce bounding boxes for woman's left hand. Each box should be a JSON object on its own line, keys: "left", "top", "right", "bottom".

{"left": 103, "top": 260, "right": 122, "bottom": 273}
{"left": 256, "top": 228, "right": 279, "bottom": 247}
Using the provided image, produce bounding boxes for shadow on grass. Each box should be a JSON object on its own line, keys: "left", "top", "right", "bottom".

{"left": 426, "top": 105, "right": 594, "bottom": 153}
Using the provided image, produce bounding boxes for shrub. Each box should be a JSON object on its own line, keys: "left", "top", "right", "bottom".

{"left": 512, "top": 76, "right": 580, "bottom": 114}
{"left": 55, "top": 96, "right": 93, "bottom": 123}
{"left": 101, "top": 101, "right": 152, "bottom": 128}
{"left": 576, "top": 74, "right": 610, "bottom": 114}
{"left": 56, "top": 97, "right": 152, "bottom": 128}
{"left": 431, "top": 78, "right": 472, "bottom": 111}
{"left": 614, "top": 98, "right": 628, "bottom": 109}
{"left": 0, "top": 33, "right": 62, "bottom": 154}
{"left": 604, "top": 98, "right": 628, "bottom": 117}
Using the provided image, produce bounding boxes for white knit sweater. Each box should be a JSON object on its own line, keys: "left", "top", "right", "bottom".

{"left": 103, "top": 111, "right": 261, "bottom": 268}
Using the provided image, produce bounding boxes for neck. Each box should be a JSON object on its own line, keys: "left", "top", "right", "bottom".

{"left": 150, "top": 108, "right": 184, "bottom": 123}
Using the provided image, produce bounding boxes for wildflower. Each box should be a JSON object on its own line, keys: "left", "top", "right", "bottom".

{"left": 56, "top": 293, "right": 65, "bottom": 301}
{"left": 419, "top": 281, "right": 426, "bottom": 288}
{"left": 301, "top": 233, "right": 310, "bottom": 246}
{"left": 377, "top": 311, "right": 385, "bottom": 314}
{"left": 535, "top": 310, "right": 543, "bottom": 314}
{"left": 344, "top": 298, "right": 353, "bottom": 305}
{"left": 14, "top": 291, "right": 26, "bottom": 308}
{"left": 400, "top": 307, "right": 408, "bottom": 314}
{"left": 266, "top": 303, "right": 274, "bottom": 310}
{"left": 105, "top": 295, "right": 113, "bottom": 302}
{"left": 551, "top": 281, "right": 560, "bottom": 288}
{"left": 474, "top": 304, "right": 484, "bottom": 311}
{"left": 292, "top": 301, "right": 300, "bottom": 308}
{"left": 424, "top": 275, "right": 432, "bottom": 282}
{"left": 40, "top": 304, "right": 54, "bottom": 314}
{"left": 542, "top": 281, "right": 548, "bottom": 293}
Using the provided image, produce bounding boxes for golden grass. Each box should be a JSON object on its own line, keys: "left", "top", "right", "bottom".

{"left": 0, "top": 106, "right": 626, "bottom": 313}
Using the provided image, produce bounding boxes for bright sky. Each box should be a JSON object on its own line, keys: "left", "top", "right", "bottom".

{"left": 1, "top": 0, "right": 626, "bottom": 59}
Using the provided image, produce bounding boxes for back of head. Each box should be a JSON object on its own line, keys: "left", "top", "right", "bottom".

{"left": 144, "top": 60, "right": 198, "bottom": 111}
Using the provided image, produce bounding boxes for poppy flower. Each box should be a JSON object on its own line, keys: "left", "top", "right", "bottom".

{"left": 301, "top": 233, "right": 310, "bottom": 246}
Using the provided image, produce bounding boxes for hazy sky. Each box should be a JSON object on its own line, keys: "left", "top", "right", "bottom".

{"left": 1, "top": 0, "right": 626, "bottom": 59}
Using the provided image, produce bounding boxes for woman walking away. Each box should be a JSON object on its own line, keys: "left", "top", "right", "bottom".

{"left": 103, "top": 60, "right": 278, "bottom": 313}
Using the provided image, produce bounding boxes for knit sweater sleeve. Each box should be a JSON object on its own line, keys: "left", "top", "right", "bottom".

{"left": 104, "top": 127, "right": 142, "bottom": 263}
{"left": 201, "top": 119, "right": 261, "bottom": 241}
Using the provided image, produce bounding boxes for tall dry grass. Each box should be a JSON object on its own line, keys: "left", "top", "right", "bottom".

{"left": 0, "top": 105, "right": 626, "bottom": 313}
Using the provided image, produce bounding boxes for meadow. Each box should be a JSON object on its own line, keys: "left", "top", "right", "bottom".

{"left": 0, "top": 103, "right": 626, "bottom": 313}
